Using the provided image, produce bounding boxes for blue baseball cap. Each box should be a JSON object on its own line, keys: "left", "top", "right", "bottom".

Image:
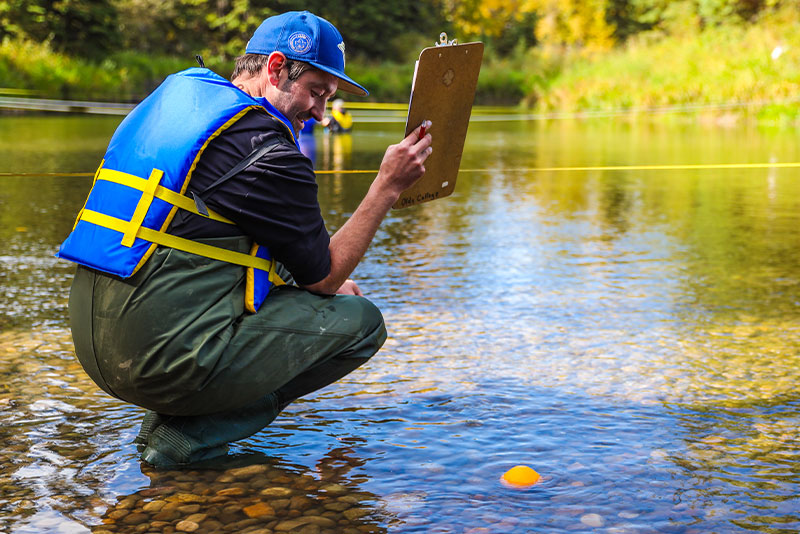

{"left": 246, "top": 11, "right": 368, "bottom": 96}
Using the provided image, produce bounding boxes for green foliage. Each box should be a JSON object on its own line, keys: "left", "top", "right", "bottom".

{"left": 697, "top": 0, "right": 765, "bottom": 26}
{"left": 271, "top": 0, "right": 446, "bottom": 60}
{"left": 477, "top": 47, "right": 551, "bottom": 106}
{"left": 114, "top": 0, "right": 272, "bottom": 61}
{"left": 0, "top": 0, "right": 120, "bottom": 59}
{"left": 344, "top": 61, "right": 415, "bottom": 103}
{"left": 487, "top": 11, "right": 539, "bottom": 57}
{"left": 607, "top": 0, "right": 667, "bottom": 41}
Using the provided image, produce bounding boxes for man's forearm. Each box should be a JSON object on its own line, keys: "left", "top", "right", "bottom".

{"left": 303, "top": 179, "right": 397, "bottom": 294}
{"left": 301, "top": 123, "right": 432, "bottom": 295}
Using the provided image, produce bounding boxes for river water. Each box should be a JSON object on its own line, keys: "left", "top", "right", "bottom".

{"left": 1, "top": 113, "right": 799, "bottom": 533}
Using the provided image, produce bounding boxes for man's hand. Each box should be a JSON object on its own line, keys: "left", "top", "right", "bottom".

{"left": 375, "top": 121, "right": 433, "bottom": 198}
{"left": 336, "top": 279, "right": 363, "bottom": 296}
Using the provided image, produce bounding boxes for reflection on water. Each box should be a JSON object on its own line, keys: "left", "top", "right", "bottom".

{"left": 1, "top": 115, "right": 799, "bottom": 532}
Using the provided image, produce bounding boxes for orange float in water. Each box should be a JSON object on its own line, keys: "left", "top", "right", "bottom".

{"left": 501, "top": 465, "right": 541, "bottom": 488}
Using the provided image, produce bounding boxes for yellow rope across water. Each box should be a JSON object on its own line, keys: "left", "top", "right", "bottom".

{"left": 3, "top": 161, "right": 800, "bottom": 178}
{"left": 321, "top": 162, "right": 800, "bottom": 173}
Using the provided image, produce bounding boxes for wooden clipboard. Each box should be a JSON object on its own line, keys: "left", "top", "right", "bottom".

{"left": 392, "top": 34, "right": 484, "bottom": 210}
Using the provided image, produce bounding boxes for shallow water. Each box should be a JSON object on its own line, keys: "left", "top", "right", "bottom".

{"left": 1, "top": 114, "right": 799, "bottom": 533}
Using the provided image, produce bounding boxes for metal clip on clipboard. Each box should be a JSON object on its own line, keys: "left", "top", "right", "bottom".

{"left": 393, "top": 34, "right": 484, "bottom": 209}
{"left": 436, "top": 32, "right": 458, "bottom": 46}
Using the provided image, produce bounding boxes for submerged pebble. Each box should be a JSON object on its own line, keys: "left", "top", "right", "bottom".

{"left": 580, "top": 513, "right": 605, "bottom": 527}
{"left": 76, "top": 460, "right": 383, "bottom": 533}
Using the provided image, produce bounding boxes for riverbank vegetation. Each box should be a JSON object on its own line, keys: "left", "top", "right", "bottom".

{"left": 1, "top": 1, "right": 798, "bottom": 122}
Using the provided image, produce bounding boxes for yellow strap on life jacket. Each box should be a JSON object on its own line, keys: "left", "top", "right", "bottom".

{"left": 79, "top": 209, "right": 284, "bottom": 285}
{"left": 80, "top": 165, "right": 285, "bottom": 286}
{"left": 122, "top": 168, "right": 163, "bottom": 247}
{"left": 96, "top": 167, "right": 235, "bottom": 225}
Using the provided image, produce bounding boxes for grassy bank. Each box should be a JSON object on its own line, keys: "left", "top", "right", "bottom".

{"left": 0, "top": 39, "right": 551, "bottom": 107}
{"left": 0, "top": 40, "right": 193, "bottom": 101}
{"left": 2, "top": 11, "right": 799, "bottom": 123}
{"left": 533, "top": 10, "right": 800, "bottom": 124}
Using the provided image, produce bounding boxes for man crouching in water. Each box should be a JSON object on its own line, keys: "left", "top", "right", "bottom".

{"left": 59, "top": 10, "right": 432, "bottom": 467}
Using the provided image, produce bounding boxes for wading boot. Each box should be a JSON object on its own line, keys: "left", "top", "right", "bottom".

{"left": 140, "top": 392, "right": 283, "bottom": 469}
{"left": 140, "top": 422, "right": 230, "bottom": 468}
{"left": 134, "top": 410, "right": 164, "bottom": 452}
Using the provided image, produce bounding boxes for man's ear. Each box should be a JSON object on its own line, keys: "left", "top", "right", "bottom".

{"left": 266, "top": 52, "right": 287, "bottom": 88}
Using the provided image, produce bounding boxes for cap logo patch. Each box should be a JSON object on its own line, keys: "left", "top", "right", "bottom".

{"left": 288, "top": 32, "right": 312, "bottom": 54}
{"left": 338, "top": 42, "right": 346, "bottom": 67}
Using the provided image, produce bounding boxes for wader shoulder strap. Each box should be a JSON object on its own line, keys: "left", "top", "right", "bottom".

{"left": 191, "top": 137, "right": 283, "bottom": 216}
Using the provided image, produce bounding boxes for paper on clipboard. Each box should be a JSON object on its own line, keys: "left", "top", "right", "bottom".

{"left": 393, "top": 35, "right": 484, "bottom": 210}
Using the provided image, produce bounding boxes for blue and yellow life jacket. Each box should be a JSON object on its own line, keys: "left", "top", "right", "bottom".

{"left": 57, "top": 68, "right": 294, "bottom": 312}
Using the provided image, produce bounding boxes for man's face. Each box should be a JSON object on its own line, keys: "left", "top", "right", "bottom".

{"left": 272, "top": 67, "right": 339, "bottom": 134}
